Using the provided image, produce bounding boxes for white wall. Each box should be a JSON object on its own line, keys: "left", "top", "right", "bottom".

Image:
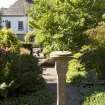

{"left": 1, "top": 16, "right": 29, "bottom": 35}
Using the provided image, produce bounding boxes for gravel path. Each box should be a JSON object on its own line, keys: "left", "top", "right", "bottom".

{"left": 43, "top": 67, "right": 57, "bottom": 83}
{"left": 42, "top": 67, "right": 82, "bottom": 105}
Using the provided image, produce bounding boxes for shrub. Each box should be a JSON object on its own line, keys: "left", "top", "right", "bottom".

{"left": 0, "top": 53, "right": 45, "bottom": 97}
{"left": 67, "top": 45, "right": 97, "bottom": 84}
{"left": 20, "top": 42, "right": 32, "bottom": 54}
{"left": 67, "top": 59, "right": 87, "bottom": 84}
{"left": 67, "top": 23, "right": 105, "bottom": 84}
{"left": 81, "top": 85, "right": 105, "bottom": 105}
{"left": 0, "top": 28, "right": 19, "bottom": 52}
{"left": 25, "top": 31, "right": 35, "bottom": 43}
{"left": 0, "top": 89, "right": 55, "bottom": 105}
{"left": 86, "top": 23, "right": 105, "bottom": 48}
{"left": 80, "top": 47, "right": 105, "bottom": 80}
{"left": 11, "top": 54, "right": 45, "bottom": 93}
{"left": 67, "top": 49, "right": 87, "bottom": 84}
{"left": 83, "top": 23, "right": 105, "bottom": 79}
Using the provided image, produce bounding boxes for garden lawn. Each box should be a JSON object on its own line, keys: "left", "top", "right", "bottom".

{"left": 80, "top": 85, "right": 105, "bottom": 105}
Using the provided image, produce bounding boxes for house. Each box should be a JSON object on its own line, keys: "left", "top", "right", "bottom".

{"left": 0, "top": 0, "right": 32, "bottom": 40}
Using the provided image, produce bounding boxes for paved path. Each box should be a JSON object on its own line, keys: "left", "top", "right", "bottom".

{"left": 42, "top": 67, "right": 82, "bottom": 105}
{"left": 43, "top": 67, "right": 57, "bottom": 83}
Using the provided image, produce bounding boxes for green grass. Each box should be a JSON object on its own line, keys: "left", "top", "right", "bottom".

{"left": 0, "top": 89, "right": 55, "bottom": 105}
{"left": 80, "top": 85, "right": 105, "bottom": 105}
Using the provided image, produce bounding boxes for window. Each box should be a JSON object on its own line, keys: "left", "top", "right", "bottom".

{"left": 18, "top": 21, "right": 24, "bottom": 31}
{"left": 0, "top": 21, "right": 2, "bottom": 28}
{"left": 6, "top": 21, "right": 11, "bottom": 28}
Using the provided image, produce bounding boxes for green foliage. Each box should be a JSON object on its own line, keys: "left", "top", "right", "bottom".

{"left": 67, "top": 45, "right": 105, "bottom": 84}
{"left": 86, "top": 23, "right": 105, "bottom": 48}
{"left": 67, "top": 57, "right": 87, "bottom": 84}
{"left": 82, "top": 24, "right": 105, "bottom": 79}
{"left": 67, "top": 22, "right": 105, "bottom": 83}
{"left": 12, "top": 54, "right": 44, "bottom": 93}
{"left": 80, "top": 47, "right": 105, "bottom": 80}
{"left": 67, "top": 45, "right": 98, "bottom": 84}
{"left": 20, "top": 42, "right": 32, "bottom": 52}
{"left": 28, "top": 0, "right": 105, "bottom": 54}
{"left": 0, "top": 53, "right": 45, "bottom": 97}
{"left": 81, "top": 85, "right": 105, "bottom": 105}
{"left": 0, "top": 89, "right": 55, "bottom": 105}
{"left": 25, "top": 31, "right": 35, "bottom": 42}
{"left": 67, "top": 46, "right": 88, "bottom": 84}
{"left": 0, "top": 28, "right": 19, "bottom": 52}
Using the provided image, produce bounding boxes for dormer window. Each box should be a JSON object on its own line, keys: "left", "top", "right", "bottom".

{"left": 18, "top": 21, "right": 24, "bottom": 31}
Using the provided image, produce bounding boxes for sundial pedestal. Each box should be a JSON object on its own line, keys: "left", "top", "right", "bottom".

{"left": 50, "top": 51, "right": 72, "bottom": 105}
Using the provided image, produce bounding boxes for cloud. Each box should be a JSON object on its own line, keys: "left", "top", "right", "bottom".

{"left": 0, "top": 0, "right": 17, "bottom": 8}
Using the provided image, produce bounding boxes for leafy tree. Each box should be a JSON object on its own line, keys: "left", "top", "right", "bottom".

{"left": 28, "top": 0, "right": 105, "bottom": 54}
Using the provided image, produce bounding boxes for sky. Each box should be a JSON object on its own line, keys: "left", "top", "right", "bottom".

{"left": 0, "top": 0, "right": 17, "bottom": 8}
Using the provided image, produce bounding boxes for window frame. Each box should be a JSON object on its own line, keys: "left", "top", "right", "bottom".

{"left": 18, "top": 21, "right": 24, "bottom": 31}
{"left": 6, "top": 21, "right": 11, "bottom": 29}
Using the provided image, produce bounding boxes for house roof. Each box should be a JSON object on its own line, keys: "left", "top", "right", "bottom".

{"left": 1, "top": 0, "right": 32, "bottom": 16}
